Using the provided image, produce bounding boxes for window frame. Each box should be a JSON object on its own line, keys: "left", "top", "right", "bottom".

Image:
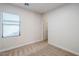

{"left": 1, "top": 12, "right": 21, "bottom": 38}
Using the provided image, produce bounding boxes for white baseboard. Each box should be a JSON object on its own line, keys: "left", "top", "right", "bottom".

{"left": 48, "top": 41, "right": 79, "bottom": 56}
{"left": 0, "top": 39, "right": 43, "bottom": 52}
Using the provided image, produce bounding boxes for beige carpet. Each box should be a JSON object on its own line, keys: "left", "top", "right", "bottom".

{"left": 0, "top": 40, "right": 77, "bottom": 56}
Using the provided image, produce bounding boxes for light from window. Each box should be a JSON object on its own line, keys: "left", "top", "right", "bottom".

{"left": 2, "top": 13, "right": 20, "bottom": 37}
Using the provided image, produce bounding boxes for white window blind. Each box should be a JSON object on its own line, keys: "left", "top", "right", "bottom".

{"left": 0, "top": 12, "right": 20, "bottom": 37}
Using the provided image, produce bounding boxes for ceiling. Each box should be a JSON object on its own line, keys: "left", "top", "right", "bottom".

{"left": 11, "top": 3, "right": 65, "bottom": 14}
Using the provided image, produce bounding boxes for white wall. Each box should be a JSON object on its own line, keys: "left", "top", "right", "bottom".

{"left": 46, "top": 4, "right": 79, "bottom": 53}
{"left": 0, "top": 3, "right": 43, "bottom": 52}
{"left": 0, "top": 12, "right": 2, "bottom": 38}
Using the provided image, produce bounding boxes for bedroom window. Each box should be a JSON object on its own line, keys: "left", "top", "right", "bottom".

{"left": 0, "top": 12, "right": 20, "bottom": 37}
